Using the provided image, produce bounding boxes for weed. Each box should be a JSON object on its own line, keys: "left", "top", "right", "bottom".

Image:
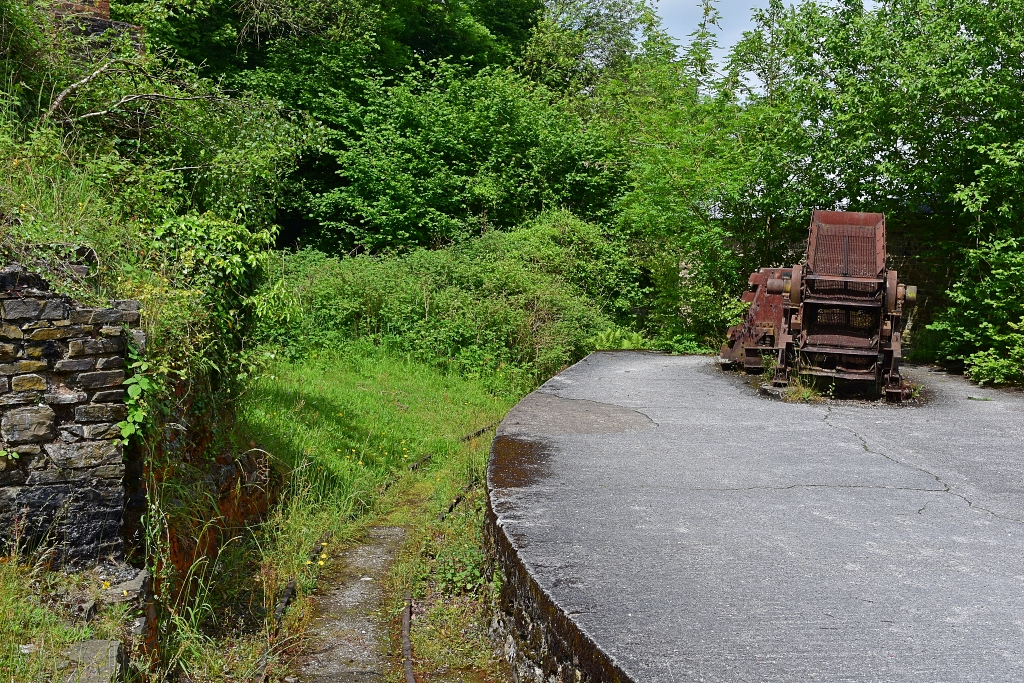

{"left": 592, "top": 327, "right": 649, "bottom": 350}
{"left": 782, "top": 374, "right": 826, "bottom": 403}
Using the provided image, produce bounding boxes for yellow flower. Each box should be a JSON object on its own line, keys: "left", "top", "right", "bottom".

{"left": 358, "top": 461, "right": 363, "bottom": 465}
{"left": 305, "top": 560, "right": 312, "bottom": 565}
{"left": 321, "top": 542, "right": 328, "bottom": 546}
{"left": 320, "top": 553, "right": 327, "bottom": 559}
{"left": 318, "top": 560, "right": 324, "bottom": 566}
{"left": 102, "top": 581, "right": 111, "bottom": 589}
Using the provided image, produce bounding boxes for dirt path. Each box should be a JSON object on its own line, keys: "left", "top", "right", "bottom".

{"left": 295, "top": 527, "right": 406, "bottom": 683}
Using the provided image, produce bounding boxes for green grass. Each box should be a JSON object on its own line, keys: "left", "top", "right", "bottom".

{"left": 0, "top": 559, "right": 132, "bottom": 682}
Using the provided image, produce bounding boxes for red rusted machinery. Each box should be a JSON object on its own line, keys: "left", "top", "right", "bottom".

{"left": 720, "top": 211, "right": 917, "bottom": 401}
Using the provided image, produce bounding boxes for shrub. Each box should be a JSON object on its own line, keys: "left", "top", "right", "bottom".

{"left": 927, "top": 238, "right": 1024, "bottom": 385}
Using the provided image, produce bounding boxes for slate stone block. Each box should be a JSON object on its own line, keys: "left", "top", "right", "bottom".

{"left": 56, "top": 358, "right": 96, "bottom": 372}
{"left": 2, "top": 405, "right": 56, "bottom": 443}
{"left": 81, "top": 464, "right": 124, "bottom": 481}
{"left": 60, "top": 424, "right": 86, "bottom": 441}
{"left": 11, "top": 374, "right": 46, "bottom": 391}
{"left": 27, "top": 326, "right": 76, "bottom": 341}
{"left": 83, "top": 423, "right": 120, "bottom": 439}
{"left": 44, "top": 388, "right": 88, "bottom": 405}
{"left": 69, "top": 338, "right": 123, "bottom": 357}
{"left": 74, "top": 371, "right": 125, "bottom": 389}
{"left": 27, "top": 464, "right": 123, "bottom": 485}
{"left": 94, "top": 356, "right": 122, "bottom": 370}
{"left": 111, "top": 300, "right": 141, "bottom": 312}
{"left": 91, "top": 389, "right": 125, "bottom": 403}
{"left": 25, "top": 342, "right": 61, "bottom": 360}
{"left": 38, "top": 299, "right": 67, "bottom": 319}
{"left": 1, "top": 298, "right": 43, "bottom": 320}
{"left": 75, "top": 404, "right": 127, "bottom": 423}
{"left": 25, "top": 468, "right": 73, "bottom": 485}
{"left": 0, "top": 360, "right": 47, "bottom": 374}
{"left": 70, "top": 308, "right": 123, "bottom": 325}
{"left": 0, "top": 343, "right": 18, "bottom": 361}
{"left": 0, "top": 391, "right": 44, "bottom": 406}
{"left": 65, "top": 639, "right": 124, "bottom": 683}
{"left": 24, "top": 449, "right": 48, "bottom": 469}
{"left": 0, "top": 459, "right": 27, "bottom": 486}
{"left": 44, "top": 441, "right": 122, "bottom": 468}
{"left": 0, "top": 323, "right": 23, "bottom": 339}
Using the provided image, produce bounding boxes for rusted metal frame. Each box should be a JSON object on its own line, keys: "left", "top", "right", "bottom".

{"left": 803, "top": 296, "right": 884, "bottom": 307}
{"left": 801, "top": 346, "right": 879, "bottom": 356}
{"left": 804, "top": 274, "right": 884, "bottom": 284}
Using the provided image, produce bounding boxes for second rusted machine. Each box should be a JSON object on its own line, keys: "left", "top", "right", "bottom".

{"left": 720, "top": 210, "right": 916, "bottom": 401}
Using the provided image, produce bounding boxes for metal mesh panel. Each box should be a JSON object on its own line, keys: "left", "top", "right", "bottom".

{"left": 812, "top": 224, "right": 877, "bottom": 276}
{"left": 807, "top": 307, "right": 879, "bottom": 348}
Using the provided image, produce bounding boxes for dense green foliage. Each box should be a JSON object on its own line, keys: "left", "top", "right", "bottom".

{"left": 928, "top": 238, "right": 1024, "bottom": 385}
{"left": 303, "top": 65, "right": 620, "bottom": 251}
{"left": 253, "top": 211, "right": 640, "bottom": 395}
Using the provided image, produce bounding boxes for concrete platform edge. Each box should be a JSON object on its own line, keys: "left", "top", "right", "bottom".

{"left": 486, "top": 441, "right": 633, "bottom": 683}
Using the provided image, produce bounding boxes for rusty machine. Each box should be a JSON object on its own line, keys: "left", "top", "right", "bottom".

{"left": 720, "top": 211, "right": 917, "bottom": 401}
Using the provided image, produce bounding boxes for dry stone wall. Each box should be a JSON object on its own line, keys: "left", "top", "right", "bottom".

{"left": 0, "top": 265, "right": 142, "bottom": 565}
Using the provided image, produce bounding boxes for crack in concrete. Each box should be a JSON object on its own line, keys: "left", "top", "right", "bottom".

{"left": 671, "top": 483, "right": 946, "bottom": 493}
{"left": 540, "top": 386, "right": 662, "bottom": 427}
{"left": 822, "top": 406, "right": 1024, "bottom": 525}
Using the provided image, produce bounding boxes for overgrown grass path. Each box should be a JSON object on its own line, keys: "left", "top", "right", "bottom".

{"left": 295, "top": 527, "right": 406, "bottom": 682}
{"left": 236, "top": 344, "right": 515, "bottom": 682}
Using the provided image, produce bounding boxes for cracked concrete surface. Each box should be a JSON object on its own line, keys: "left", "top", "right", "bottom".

{"left": 488, "top": 352, "right": 1024, "bottom": 682}
{"left": 296, "top": 527, "right": 405, "bottom": 683}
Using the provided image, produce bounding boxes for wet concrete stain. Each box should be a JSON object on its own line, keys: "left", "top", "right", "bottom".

{"left": 489, "top": 436, "right": 552, "bottom": 490}
{"left": 296, "top": 527, "right": 405, "bottom": 683}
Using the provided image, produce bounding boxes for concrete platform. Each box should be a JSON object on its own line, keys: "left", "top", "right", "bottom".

{"left": 486, "top": 352, "right": 1024, "bottom": 682}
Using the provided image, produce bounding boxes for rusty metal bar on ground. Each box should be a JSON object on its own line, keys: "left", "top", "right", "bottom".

{"left": 402, "top": 594, "right": 416, "bottom": 683}
{"left": 460, "top": 422, "right": 497, "bottom": 442}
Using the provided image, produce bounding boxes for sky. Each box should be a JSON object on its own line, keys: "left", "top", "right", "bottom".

{"left": 655, "top": 0, "right": 770, "bottom": 60}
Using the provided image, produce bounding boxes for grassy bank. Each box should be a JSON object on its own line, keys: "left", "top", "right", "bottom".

{"left": 213, "top": 343, "right": 515, "bottom": 681}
